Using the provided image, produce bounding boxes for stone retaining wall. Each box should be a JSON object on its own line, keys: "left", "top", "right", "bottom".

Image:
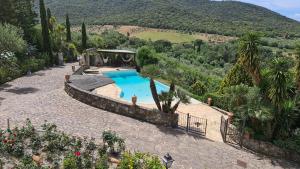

{"left": 228, "top": 127, "right": 300, "bottom": 164}
{"left": 241, "top": 138, "right": 300, "bottom": 163}
{"left": 64, "top": 82, "right": 178, "bottom": 127}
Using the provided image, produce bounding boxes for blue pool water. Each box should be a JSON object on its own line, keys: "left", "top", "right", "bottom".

{"left": 103, "top": 70, "right": 169, "bottom": 103}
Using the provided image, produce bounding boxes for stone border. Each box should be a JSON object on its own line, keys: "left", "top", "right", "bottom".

{"left": 64, "top": 66, "right": 178, "bottom": 127}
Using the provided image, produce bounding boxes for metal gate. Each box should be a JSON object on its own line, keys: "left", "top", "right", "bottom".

{"left": 220, "top": 116, "right": 244, "bottom": 147}
{"left": 177, "top": 112, "right": 207, "bottom": 136}
{"left": 220, "top": 116, "right": 228, "bottom": 142}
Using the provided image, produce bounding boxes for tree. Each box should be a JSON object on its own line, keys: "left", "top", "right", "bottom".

{"left": 136, "top": 46, "right": 158, "bottom": 67}
{"left": 295, "top": 43, "right": 300, "bottom": 90}
{"left": 150, "top": 79, "right": 190, "bottom": 114}
{"left": 219, "top": 63, "right": 253, "bottom": 92}
{"left": 66, "top": 14, "right": 71, "bottom": 42}
{"left": 238, "top": 32, "right": 262, "bottom": 86}
{"left": 47, "top": 8, "right": 53, "bottom": 32}
{"left": 0, "top": 0, "right": 37, "bottom": 40}
{"left": 194, "top": 39, "right": 203, "bottom": 53}
{"left": 81, "top": 22, "right": 87, "bottom": 50}
{"left": 15, "top": 0, "right": 37, "bottom": 40}
{"left": 0, "top": 0, "right": 17, "bottom": 25}
{"left": 267, "top": 57, "right": 292, "bottom": 138}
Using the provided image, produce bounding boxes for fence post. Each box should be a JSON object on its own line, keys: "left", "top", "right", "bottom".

{"left": 186, "top": 113, "right": 190, "bottom": 132}
{"left": 204, "top": 119, "right": 208, "bottom": 136}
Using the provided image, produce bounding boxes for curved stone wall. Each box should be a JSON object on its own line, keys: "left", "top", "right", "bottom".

{"left": 64, "top": 81, "right": 178, "bottom": 127}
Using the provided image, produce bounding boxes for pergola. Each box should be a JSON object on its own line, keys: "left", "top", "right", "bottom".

{"left": 82, "top": 49, "right": 136, "bottom": 67}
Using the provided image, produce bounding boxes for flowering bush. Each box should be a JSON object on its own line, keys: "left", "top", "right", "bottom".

{"left": 0, "top": 119, "right": 164, "bottom": 168}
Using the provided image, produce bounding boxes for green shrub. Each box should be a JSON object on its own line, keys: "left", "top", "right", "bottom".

{"left": 20, "top": 58, "right": 46, "bottom": 74}
{"left": 0, "top": 23, "right": 27, "bottom": 53}
{"left": 274, "top": 134, "right": 300, "bottom": 154}
{"left": 118, "top": 152, "right": 164, "bottom": 169}
{"left": 141, "top": 64, "right": 162, "bottom": 78}
{"left": 191, "top": 81, "right": 207, "bottom": 96}
{"left": 63, "top": 154, "right": 78, "bottom": 169}
{"left": 136, "top": 46, "right": 158, "bottom": 67}
{"left": 202, "top": 92, "right": 228, "bottom": 110}
{"left": 0, "top": 52, "right": 21, "bottom": 84}
{"left": 95, "top": 154, "right": 109, "bottom": 169}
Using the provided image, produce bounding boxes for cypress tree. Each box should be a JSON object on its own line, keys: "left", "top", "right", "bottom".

{"left": 66, "top": 14, "right": 71, "bottom": 42}
{"left": 81, "top": 22, "right": 87, "bottom": 50}
{"left": 39, "top": 0, "right": 53, "bottom": 65}
{"left": 47, "top": 8, "right": 53, "bottom": 32}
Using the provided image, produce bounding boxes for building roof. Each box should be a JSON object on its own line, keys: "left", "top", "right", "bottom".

{"left": 97, "top": 49, "right": 136, "bottom": 54}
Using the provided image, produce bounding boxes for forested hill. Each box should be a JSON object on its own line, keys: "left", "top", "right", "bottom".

{"left": 42, "top": 0, "right": 300, "bottom": 37}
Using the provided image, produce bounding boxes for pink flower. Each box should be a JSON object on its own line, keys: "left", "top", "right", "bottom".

{"left": 74, "top": 151, "right": 81, "bottom": 157}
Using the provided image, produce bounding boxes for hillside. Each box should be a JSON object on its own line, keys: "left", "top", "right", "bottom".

{"left": 41, "top": 0, "right": 300, "bottom": 37}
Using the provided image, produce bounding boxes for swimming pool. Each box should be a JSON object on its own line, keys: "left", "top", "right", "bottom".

{"left": 103, "top": 70, "right": 169, "bottom": 104}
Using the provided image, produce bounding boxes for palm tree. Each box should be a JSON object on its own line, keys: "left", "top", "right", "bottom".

{"left": 150, "top": 79, "right": 190, "bottom": 113}
{"left": 295, "top": 43, "right": 300, "bottom": 90}
{"left": 267, "top": 57, "right": 291, "bottom": 138}
{"left": 238, "top": 32, "right": 262, "bottom": 86}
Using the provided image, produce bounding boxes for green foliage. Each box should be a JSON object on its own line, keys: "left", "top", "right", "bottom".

{"left": 0, "top": 23, "right": 27, "bottom": 53}
{"left": 220, "top": 63, "right": 252, "bottom": 92}
{"left": 39, "top": 0, "right": 53, "bottom": 65}
{"left": 95, "top": 154, "right": 109, "bottom": 169}
{"left": 63, "top": 154, "right": 78, "bottom": 169}
{"left": 101, "top": 30, "right": 128, "bottom": 49}
{"left": 153, "top": 40, "right": 172, "bottom": 53}
{"left": 118, "top": 152, "right": 165, "bottom": 169}
{"left": 238, "top": 32, "right": 262, "bottom": 86}
{"left": 274, "top": 134, "right": 300, "bottom": 154}
{"left": 43, "top": 0, "right": 300, "bottom": 37}
{"left": 81, "top": 22, "right": 87, "bottom": 50}
{"left": 191, "top": 81, "right": 207, "bottom": 96}
{"left": 66, "top": 14, "right": 71, "bottom": 42}
{"left": 136, "top": 46, "right": 158, "bottom": 67}
{"left": 0, "top": 0, "right": 37, "bottom": 40}
{"left": 102, "top": 131, "right": 125, "bottom": 154}
{"left": 150, "top": 79, "right": 190, "bottom": 114}
{"left": 0, "top": 52, "right": 21, "bottom": 84}
{"left": 295, "top": 42, "right": 300, "bottom": 90}
{"left": 20, "top": 58, "right": 46, "bottom": 73}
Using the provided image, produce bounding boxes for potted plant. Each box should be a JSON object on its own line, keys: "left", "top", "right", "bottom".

{"left": 207, "top": 97, "right": 212, "bottom": 106}
{"left": 72, "top": 66, "right": 76, "bottom": 72}
{"left": 244, "top": 127, "right": 254, "bottom": 140}
{"left": 131, "top": 95, "right": 137, "bottom": 106}
{"left": 65, "top": 75, "right": 71, "bottom": 83}
{"left": 227, "top": 112, "right": 234, "bottom": 124}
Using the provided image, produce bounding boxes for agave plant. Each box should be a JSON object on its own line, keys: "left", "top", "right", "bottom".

{"left": 150, "top": 78, "right": 190, "bottom": 113}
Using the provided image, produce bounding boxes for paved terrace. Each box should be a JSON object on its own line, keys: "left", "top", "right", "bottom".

{"left": 0, "top": 64, "right": 298, "bottom": 169}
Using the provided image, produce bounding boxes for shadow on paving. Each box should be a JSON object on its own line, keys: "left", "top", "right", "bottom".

{"left": 157, "top": 126, "right": 215, "bottom": 142}
{"left": 4, "top": 87, "right": 39, "bottom": 95}
{"left": 0, "top": 97, "right": 5, "bottom": 105}
{"left": 0, "top": 84, "right": 12, "bottom": 91}
{"left": 226, "top": 141, "right": 299, "bottom": 168}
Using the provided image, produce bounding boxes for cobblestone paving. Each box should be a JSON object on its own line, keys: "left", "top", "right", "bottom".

{"left": 0, "top": 64, "right": 299, "bottom": 169}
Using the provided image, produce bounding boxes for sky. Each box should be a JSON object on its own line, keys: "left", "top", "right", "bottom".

{"left": 235, "top": 0, "right": 300, "bottom": 21}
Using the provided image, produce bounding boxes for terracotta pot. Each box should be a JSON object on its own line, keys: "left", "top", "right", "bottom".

{"left": 72, "top": 66, "right": 76, "bottom": 72}
{"left": 227, "top": 112, "right": 234, "bottom": 124}
{"left": 65, "top": 75, "right": 71, "bottom": 83}
{"left": 207, "top": 97, "right": 213, "bottom": 106}
{"left": 132, "top": 95, "right": 137, "bottom": 106}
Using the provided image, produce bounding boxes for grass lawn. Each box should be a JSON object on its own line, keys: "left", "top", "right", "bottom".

{"left": 133, "top": 31, "right": 196, "bottom": 43}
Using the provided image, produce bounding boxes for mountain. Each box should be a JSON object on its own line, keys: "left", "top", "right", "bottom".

{"left": 41, "top": 0, "right": 300, "bottom": 37}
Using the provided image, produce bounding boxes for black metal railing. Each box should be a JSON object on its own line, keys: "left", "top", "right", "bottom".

{"left": 177, "top": 112, "right": 207, "bottom": 136}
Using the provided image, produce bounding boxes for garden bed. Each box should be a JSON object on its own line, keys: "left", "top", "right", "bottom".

{"left": 0, "top": 119, "right": 165, "bottom": 168}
